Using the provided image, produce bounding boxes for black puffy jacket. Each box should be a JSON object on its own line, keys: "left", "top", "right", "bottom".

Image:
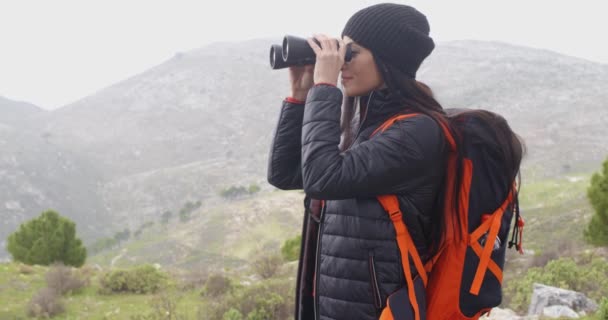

{"left": 268, "top": 84, "right": 446, "bottom": 320}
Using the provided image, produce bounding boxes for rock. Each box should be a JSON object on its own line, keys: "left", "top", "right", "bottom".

{"left": 484, "top": 307, "right": 524, "bottom": 320}
{"left": 542, "top": 305, "right": 579, "bottom": 318}
{"left": 483, "top": 308, "right": 539, "bottom": 320}
{"left": 528, "top": 283, "right": 598, "bottom": 316}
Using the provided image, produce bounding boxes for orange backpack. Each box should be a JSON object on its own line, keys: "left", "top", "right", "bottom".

{"left": 372, "top": 111, "right": 524, "bottom": 320}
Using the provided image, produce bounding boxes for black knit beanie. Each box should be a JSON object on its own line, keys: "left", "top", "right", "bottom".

{"left": 342, "top": 3, "right": 435, "bottom": 79}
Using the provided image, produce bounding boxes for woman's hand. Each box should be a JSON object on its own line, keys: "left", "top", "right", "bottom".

{"left": 307, "top": 34, "right": 347, "bottom": 86}
{"left": 289, "top": 65, "right": 315, "bottom": 101}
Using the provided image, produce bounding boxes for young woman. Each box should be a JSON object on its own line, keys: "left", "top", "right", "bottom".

{"left": 268, "top": 3, "right": 521, "bottom": 320}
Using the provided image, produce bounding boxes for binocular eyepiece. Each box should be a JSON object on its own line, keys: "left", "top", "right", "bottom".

{"left": 270, "top": 35, "right": 352, "bottom": 70}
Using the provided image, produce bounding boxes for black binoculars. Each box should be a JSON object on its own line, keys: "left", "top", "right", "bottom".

{"left": 269, "top": 35, "right": 353, "bottom": 70}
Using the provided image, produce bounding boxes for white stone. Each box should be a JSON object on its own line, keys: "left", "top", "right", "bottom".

{"left": 528, "top": 283, "right": 598, "bottom": 316}
{"left": 542, "top": 305, "right": 579, "bottom": 318}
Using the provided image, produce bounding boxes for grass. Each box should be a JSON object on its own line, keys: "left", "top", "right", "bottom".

{"left": 87, "top": 190, "right": 303, "bottom": 271}
{"left": 2, "top": 174, "right": 605, "bottom": 319}
{"left": 516, "top": 173, "right": 592, "bottom": 252}
{"left": 0, "top": 263, "right": 210, "bottom": 319}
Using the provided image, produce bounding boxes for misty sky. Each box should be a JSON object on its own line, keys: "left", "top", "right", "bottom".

{"left": 1, "top": 0, "right": 606, "bottom": 110}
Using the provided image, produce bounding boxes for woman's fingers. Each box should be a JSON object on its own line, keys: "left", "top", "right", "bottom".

{"left": 307, "top": 37, "right": 322, "bottom": 55}
{"left": 313, "top": 33, "right": 337, "bottom": 52}
{"left": 317, "top": 34, "right": 337, "bottom": 52}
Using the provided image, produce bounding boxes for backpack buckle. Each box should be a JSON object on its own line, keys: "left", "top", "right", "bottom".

{"left": 389, "top": 210, "right": 402, "bottom": 222}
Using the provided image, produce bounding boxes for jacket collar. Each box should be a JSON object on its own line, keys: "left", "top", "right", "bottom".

{"left": 359, "top": 89, "right": 407, "bottom": 132}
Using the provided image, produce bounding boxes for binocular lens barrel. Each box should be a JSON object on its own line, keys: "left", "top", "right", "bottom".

{"left": 269, "top": 35, "right": 352, "bottom": 70}
{"left": 270, "top": 44, "right": 288, "bottom": 69}
{"left": 282, "top": 35, "right": 317, "bottom": 67}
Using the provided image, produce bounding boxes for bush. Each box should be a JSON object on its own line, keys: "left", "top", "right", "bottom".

{"left": 178, "top": 201, "right": 202, "bottom": 223}
{"left": 114, "top": 229, "right": 131, "bottom": 242}
{"left": 222, "top": 308, "right": 244, "bottom": 320}
{"left": 585, "top": 157, "right": 608, "bottom": 246}
{"left": 45, "top": 263, "right": 87, "bottom": 294}
{"left": 88, "top": 237, "right": 118, "bottom": 255}
{"left": 252, "top": 253, "right": 283, "bottom": 279}
{"left": 27, "top": 287, "right": 64, "bottom": 318}
{"left": 18, "top": 264, "right": 35, "bottom": 275}
{"left": 203, "top": 274, "right": 232, "bottom": 297}
{"left": 504, "top": 256, "right": 608, "bottom": 312}
{"left": 99, "top": 265, "right": 168, "bottom": 294}
{"left": 248, "top": 184, "right": 261, "bottom": 194}
{"left": 176, "top": 268, "right": 208, "bottom": 290}
{"left": 7, "top": 210, "right": 87, "bottom": 267}
{"left": 529, "top": 239, "right": 575, "bottom": 268}
{"left": 597, "top": 298, "right": 608, "bottom": 320}
{"left": 244, "top": 293, "right": 285, "bottom": 320}
{"left": 280, "top": 235, "right": 301, "bottom": 262}
{"left": 220, "top": 186, "right": 249, "bottom": 199}
{"left": 129, "top": 291, "right": 194, "bottom": 320}
{"left": 161, "top": 211, "right": 173, "bottom": 225}
{"left": 207, "top": 278, "right": 294, "bottom": 320}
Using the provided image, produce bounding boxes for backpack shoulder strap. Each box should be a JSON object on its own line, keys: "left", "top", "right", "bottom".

{"left": 372, "top": 113, "right": 419, "bottom": 136}
{"left": 377, "top": 194, "right": 426, "bottom": 320}
{"left": 372, "top": 112, "right": 457, "bottom": 152}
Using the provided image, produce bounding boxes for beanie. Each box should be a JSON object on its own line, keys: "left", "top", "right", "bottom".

{"left": 341, "top": 3, "right": 435, "bottom": 79}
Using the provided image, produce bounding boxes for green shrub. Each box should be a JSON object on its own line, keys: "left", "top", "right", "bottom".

{"left": 248, "top": 184, "right": 261, "bottom": 194}
{"left": 220, "top": 186, "right": 249, "bottom": 199}
{"left": 202, "top": 274, "right": 232, "bottom": 297}
{"left": 130, "top": 291, "right": 188, "bottom": 320}
{"left": 7, "top": 210, "right": 86, "bottom": 267}
{"left": 596, "top": 298, "right": 608, "bottom": 320}
{"left": 222, "top": 308, "right": 244, "bottom": 320}
{"left": 252, "top": 253, "right": 283, "bottom": 279}
{"left": 585, "top": 157, "right": 608, "bottom": 246}
{"left": 99, "top": 265, "right": 168, "bottom": 294}
{"left": 245, "top": 293, "right": 284, "bottom": 320}
{"left": 504, "top": 256, "right": 608, "bottom": 312}
{"left": 207, "top": 278, "right": 294, "bottom": 320}
{"left": 280, "top": 235, "right": 301, "bottom": 262}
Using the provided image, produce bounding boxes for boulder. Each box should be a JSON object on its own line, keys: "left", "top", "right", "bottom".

{"left": 484, "top": 307, "right": 524, "bottom": 320}
{"left": 527, "top": 283, "right": 598, "bottom": 316}
{"left": 483, "top": 308, "right": 539, "bottom": 320}
{"left": 542, "top": 305, "right": 579, "bottom": 318}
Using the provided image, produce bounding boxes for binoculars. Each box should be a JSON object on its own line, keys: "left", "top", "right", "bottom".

{"left": 269, "top": 35, "right": 353, "bottom": 70}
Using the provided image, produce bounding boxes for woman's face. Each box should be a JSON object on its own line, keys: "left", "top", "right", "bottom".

{"left": 341, "top": 36, "right": 385, "bottom": 97}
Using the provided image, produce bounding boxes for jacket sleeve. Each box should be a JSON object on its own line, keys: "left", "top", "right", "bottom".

{"left": 301, "top": 85, "right": 445, "bottom": 200}
{"left": 267, "top": 99, "right": 305, "bottom": 190}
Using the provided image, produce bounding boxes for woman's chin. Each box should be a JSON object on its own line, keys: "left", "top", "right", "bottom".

{"left": 343, "top": 86, "right": 358, "bottom": 97}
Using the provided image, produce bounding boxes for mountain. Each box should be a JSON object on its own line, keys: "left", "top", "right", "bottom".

{"left": 1, "top": 39, "right": 607, "bottom": 261}
{"left": 424, "top": 40, "right": 608, "bottom": 178}
{"left": 0, "top": 96, "right": 42, "bottom": 125}
{"left": 0, "top": 98, "right": 108, "bottom": 257}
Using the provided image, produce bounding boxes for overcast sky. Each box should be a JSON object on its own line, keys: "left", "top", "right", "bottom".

{"left": 1, "top": 0, "right": 606, "bottom": 110}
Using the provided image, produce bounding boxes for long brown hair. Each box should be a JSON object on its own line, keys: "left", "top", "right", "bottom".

{"left": 341, "top": 55, "right": 525, "bottom": 257}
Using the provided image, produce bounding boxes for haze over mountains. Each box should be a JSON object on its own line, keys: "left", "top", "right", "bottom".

{"left": 1, "top": 38, "right": 607, "bottom": 260}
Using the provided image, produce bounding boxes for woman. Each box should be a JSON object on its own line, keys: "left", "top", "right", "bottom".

{"left": 268, "top": 3, "right": 519, "bottom": 320}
